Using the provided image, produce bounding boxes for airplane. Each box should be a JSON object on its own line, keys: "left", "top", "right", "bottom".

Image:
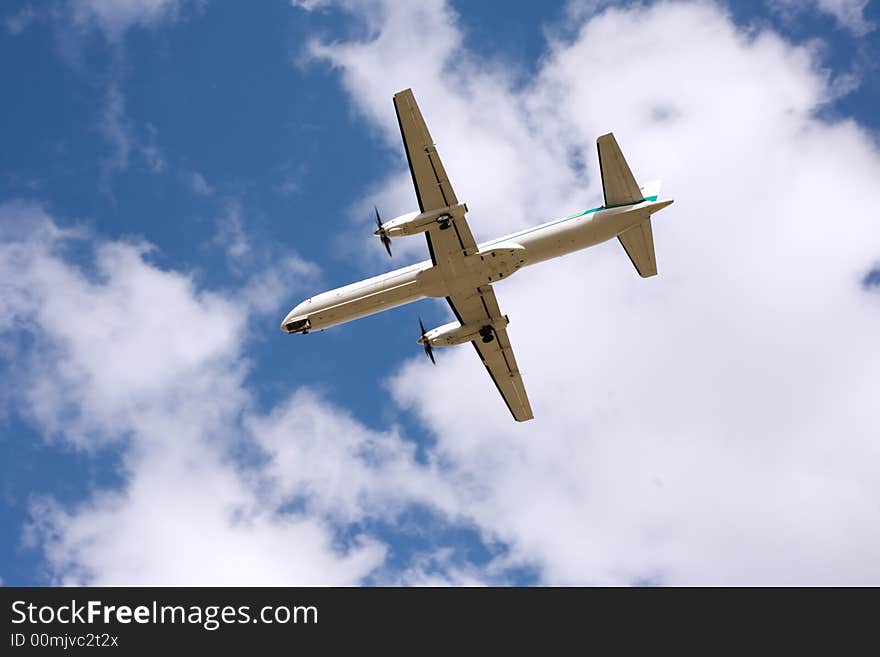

{"left": 281, "top": 88, "right": 673, "bottom": 422}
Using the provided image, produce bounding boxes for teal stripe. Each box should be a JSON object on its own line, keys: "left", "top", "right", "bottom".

{"left": 482, "top": 195, "right": 658, "bottom": 247}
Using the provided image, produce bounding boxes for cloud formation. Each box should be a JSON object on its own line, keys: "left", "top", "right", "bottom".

{"left": 770, "top": 0, "right": 875, "bottom": 36}
{"left": 1, "top": 201, "right": 429, "bottom": 585}
{"left": 185, "top": 171, "right": 214, "bottom": 197}
{"left": 304, "top": 0, "right": 880, "bottom": 584}
{"left": 69, "top": 0, "right": 186, "bottom": 41}
{"left": 4, "top": 0, "right": 880, "bottom": 585}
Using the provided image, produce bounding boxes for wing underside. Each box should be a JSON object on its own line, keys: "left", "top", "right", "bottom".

{"left": 393, "top": 89, "right": 477, "bottom": 265}
{"left": 394, "top": 88, "right": 533, "bottom": 422}
{"left": 446, "top": 287, "right": 533, "bottom": 423}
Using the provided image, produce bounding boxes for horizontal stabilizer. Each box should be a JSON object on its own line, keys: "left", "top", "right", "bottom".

{"left": 618, "top": 218, "right": 657, "bottom": 278}
{"left": 597, "top": 133, "right": 643, "bottom": 207}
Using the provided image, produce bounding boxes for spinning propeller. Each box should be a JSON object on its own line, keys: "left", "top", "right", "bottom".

{"left": 374, "top": 207, "right": 392, "bottom": 257}
{"left": 418, "top": 317, "right": 435, "bottom": 365}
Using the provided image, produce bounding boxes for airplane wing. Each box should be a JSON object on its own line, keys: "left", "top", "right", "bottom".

{"left": 447, "top": 285, "right": 534, "bottom": 422}
{"left": 393, "top": 88, "right": 533, "bottom": 422}
{"left": 393, "top": 88, "right": 478, "bottom": 265}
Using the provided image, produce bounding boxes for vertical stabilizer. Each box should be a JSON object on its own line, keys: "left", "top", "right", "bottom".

{"left": 597, "top": 133, "right": 660, "bottom": 277}
{"left": 597, "top": 133, "right": 643, "bottom": 207}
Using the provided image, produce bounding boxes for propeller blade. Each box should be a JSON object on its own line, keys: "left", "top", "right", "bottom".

{"left": 419, "top": 317, "right": 435, "bottom": 365}
{"left": 374, "top": 206, "right": 392, "bottom": 257}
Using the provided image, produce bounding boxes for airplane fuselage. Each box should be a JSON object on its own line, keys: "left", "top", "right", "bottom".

{"left": 281, "top": 195, "right": 671, "bottom": 334}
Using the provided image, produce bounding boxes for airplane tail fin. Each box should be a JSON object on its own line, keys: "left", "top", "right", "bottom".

{"left": 597, "top": 133, "right": 643, "bottom": 207}
{"left": 597, "top": 132, "right": 660, "bottom": 278}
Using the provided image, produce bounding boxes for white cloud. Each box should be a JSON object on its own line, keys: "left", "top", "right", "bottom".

{"left": 97, "top": 85, "right": 167, "bottom": 184}
{"left": 274, "top": 174, "right": 300, "bottom": 197}
{"left": 69, "top": 0, "right": 184, "bottom": 41}
{"left": 5, "top": 0, "right": 880, "bottom": 587}
{"left": 26, "top": 454, "right": 387, "bottom": 586}
{"left": 57, "top": 2, "right": 187, "bottom": 185}
{"left": 0, "top": 202, "right": 244, "bottom": 446}
{"left": 186, "top": 170, "right": 214, "bottom": 196}
{"left": 249, "top": 389, "right": 456, "bottom": 523}
{"left": 140, "top": 124, "right": 166, "bottom": 174}
{"left": 98, "top": 84, "right": 133, "bottom": 181}
{"left": 302, "top": 0, "right": 880, "bottom": 584}
{"left": 0, "top": 201, "right": 463, "bottom": 585}
{"left": 212, "top": 200, "right": 252, "bottom": 262}
{"left": 378, "top": 548, "right": 496, "bottom": 586}
{"left": 5, "top": 6, "right": 37, "bottom": 35}
{"left": 770, "top": 0, "right": 875, "bottom": 36}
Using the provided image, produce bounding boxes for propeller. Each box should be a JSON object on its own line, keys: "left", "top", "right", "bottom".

{"left": 418, "top": 316, "right": 436, "bottom": 365}
{"left": 374, "top": 206, "right": 392, "bottom": 257}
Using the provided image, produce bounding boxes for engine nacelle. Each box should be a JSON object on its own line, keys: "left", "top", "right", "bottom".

{"left": 418, "top": 316, "right": 509, "bottom": 348}
{"left": 376, "top": 203, "right": 467, "bottom": 238}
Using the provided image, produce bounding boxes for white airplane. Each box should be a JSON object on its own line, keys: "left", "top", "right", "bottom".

{"left": 281, "top": 89, "right": 673, "bottom": 422}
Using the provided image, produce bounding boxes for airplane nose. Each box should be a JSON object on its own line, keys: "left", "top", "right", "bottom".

{"left": 282, "top": 317, "right": 311, "bottom": 333}
{"left": 280, "top": 308, "right": 296, "bottom": 333}
{"left": 280, "top": 301, "right": 311, "bottom": 334}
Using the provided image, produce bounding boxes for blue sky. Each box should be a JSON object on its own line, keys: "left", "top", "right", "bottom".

{"left": 1, "top": 0, "right": 879, "bottom": 586}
